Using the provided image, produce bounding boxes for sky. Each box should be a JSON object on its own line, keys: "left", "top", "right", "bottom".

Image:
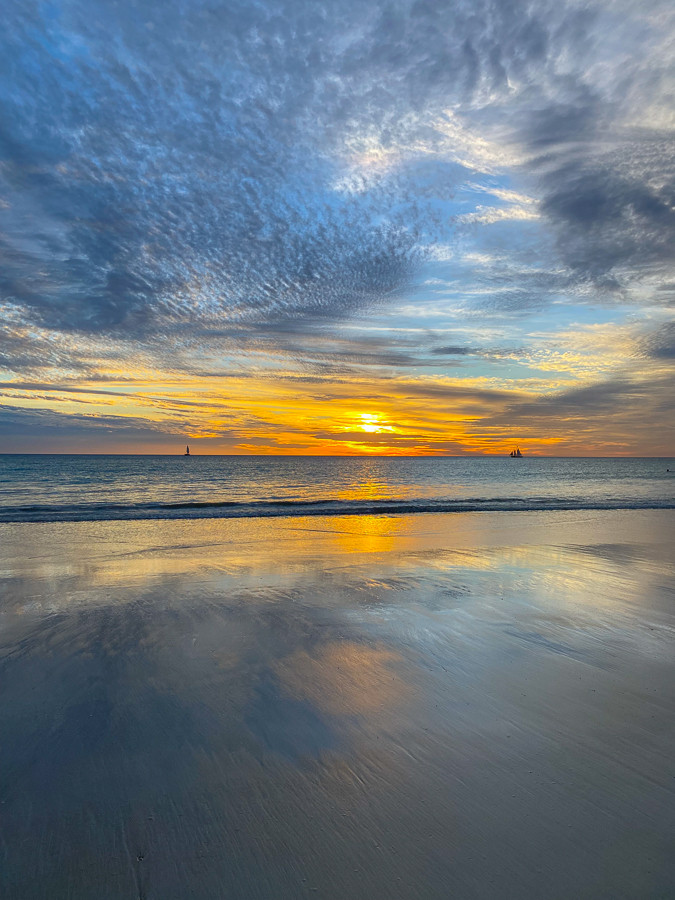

{"left": 0, "top": 0, "right": 674, "bottom": 455}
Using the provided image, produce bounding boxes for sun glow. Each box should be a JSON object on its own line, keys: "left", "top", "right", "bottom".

{"left": 359, "top": 413, "right": 393, "bottom": 434}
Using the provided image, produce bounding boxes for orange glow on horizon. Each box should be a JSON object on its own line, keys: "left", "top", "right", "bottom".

{"left": 1, "top": 353, "right": 672, "bottom": 456}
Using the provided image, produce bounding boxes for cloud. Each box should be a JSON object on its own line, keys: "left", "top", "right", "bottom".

{"left": 499, "top": 379, "right": 645, "bottom": 418}
{"left": 539, "top": 144, "right": 675, "bottom": 283}
{"left": 0, "top": 402, "right": 188, "bottom": 439}
{"left": 641, "top": 322, "right": 675, "bottom": 359}
{"left": 1, "top": 0, "right": 671, "bottom": 349}
{"left": 431, "top": 346, "right": 474, "bottom": 355}
{"left": 0, "top": 0, "right": 673, "bottom": 453}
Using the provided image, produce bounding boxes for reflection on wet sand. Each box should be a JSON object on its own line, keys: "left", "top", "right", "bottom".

{"left": 276, "top": 642, "right": 410, "bottom": 718}
{"left": 0, "top": 510, "right": 674, "bottom": 898}
{"left": 327, "top": 513, "right": 405, "bottom": 556}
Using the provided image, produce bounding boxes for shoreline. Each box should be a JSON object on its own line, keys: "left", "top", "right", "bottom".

{"left": 2, "top": 497, "right": 675, "bottom": 525}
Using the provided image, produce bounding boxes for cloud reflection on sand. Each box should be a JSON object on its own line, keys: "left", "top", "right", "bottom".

{"left": 276, "top": 642, "right": 410, "bottom": 719}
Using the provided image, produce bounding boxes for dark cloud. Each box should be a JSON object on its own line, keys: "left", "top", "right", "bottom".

{"left": 491, "top": 375, "right": 675, "bottom": 428}
{"left": 431, "top": 346, "right": 473, "bottom": 355}
{"left": 0, "top": 382, "right": 132, "bottom": 396}
{"left": 539, "top": 145, "right": 675, "bottom": 281}
{"left": 0, "top": 403, "right": 187, "bottom": 439}
{"left": 499, "top": 380, "right": 646, "bottom": 419}
{"left": 475, "top": 374, "right": 675, "bottom": 453}
{"left": 641, "top": 322, "right": 675, "bottom": 360}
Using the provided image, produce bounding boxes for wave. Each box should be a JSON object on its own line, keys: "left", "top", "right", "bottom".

{"left": 1, "top": 496, "right": 674, "bottom": 523}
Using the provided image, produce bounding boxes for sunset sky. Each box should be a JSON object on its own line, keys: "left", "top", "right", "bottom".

{"left": 1, "top": 0, "right": 673, "bottom": 455}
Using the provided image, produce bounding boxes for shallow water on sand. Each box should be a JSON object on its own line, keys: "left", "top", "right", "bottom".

{"left": 0, "top": 510, "right": 674, "bottom": 899}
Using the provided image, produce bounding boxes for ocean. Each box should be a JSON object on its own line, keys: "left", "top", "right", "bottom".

{"left": 0, "top": 454, "right": 673, "bottom": 523}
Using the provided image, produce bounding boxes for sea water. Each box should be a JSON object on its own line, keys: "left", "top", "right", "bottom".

{"left": 0, "top": 455, "right": 673, "bottom": 523}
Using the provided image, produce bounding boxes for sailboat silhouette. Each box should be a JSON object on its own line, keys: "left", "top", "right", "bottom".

{"left": 184, "top": 445, "right": 190, "bottom": 456}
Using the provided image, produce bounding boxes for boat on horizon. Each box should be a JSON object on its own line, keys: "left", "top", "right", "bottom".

{"left": 509, "top": 447, "right": 523, "bottom": 457}
{"left": 184, "top": 445, "right": 190, "bottom": 456}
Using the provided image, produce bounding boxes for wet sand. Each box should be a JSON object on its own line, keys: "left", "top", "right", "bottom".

{"left": 0, "top": 510, "right": 673, "bottom": 899}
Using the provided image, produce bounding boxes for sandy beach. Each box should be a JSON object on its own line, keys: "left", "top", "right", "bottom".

{"left": 1, "top": 509, "right": 673, "bottom": 899}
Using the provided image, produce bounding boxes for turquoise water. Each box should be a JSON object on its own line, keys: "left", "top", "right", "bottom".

{"left": 0, "top": 455, "right": 673, "bottom": 523}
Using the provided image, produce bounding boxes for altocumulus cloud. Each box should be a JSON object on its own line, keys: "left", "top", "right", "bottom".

{"left": 1, "top": 0, "right": 673, "bottom": 351}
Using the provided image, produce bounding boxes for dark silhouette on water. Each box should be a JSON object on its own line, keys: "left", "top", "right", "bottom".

{"left": 509, "top": 447, "right": 523, "bottom": 458}
{"left": 184, "top": 445, "right": 190, "bottom": 456}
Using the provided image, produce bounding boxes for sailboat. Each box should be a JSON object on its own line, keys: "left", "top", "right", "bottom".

{"left": 184, "top": 445, "right": 190, "bottom": 456}
{"left": 509, "top": 447, "right": 523, "bottom": 458}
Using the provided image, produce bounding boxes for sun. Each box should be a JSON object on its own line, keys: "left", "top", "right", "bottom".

{"left": 359, "top": 413, "right": 393, "bottom": 434}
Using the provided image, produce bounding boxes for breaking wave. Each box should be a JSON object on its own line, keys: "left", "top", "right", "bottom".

{"left": 2, "top": 496, "right": 674, "bottom": 524}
